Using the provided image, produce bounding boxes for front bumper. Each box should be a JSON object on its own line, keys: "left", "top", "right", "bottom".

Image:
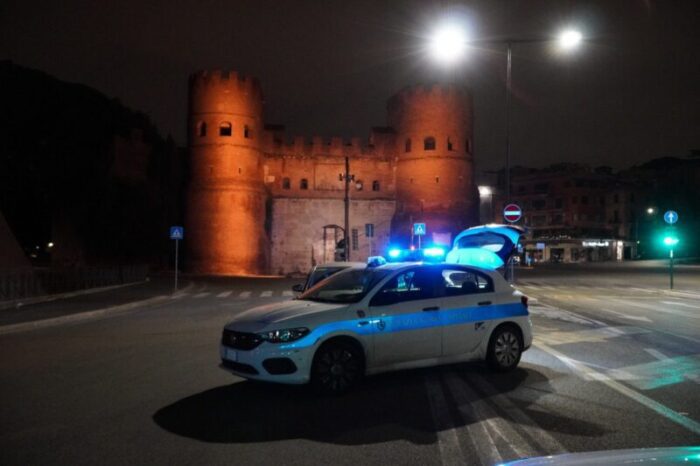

{"left": 219, "top": 342, "right": 315, "bottom": 385}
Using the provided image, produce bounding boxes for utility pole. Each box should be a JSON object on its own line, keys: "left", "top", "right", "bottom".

{"left": 340, "top": 157, "right": 354, "bottom": 261}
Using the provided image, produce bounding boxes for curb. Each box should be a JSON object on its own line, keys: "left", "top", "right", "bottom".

{"left": 0, "top": 280, "right": 149, "bottom": 311}
{"left": 0, "top": 282, "right": 195, "bottom": 335}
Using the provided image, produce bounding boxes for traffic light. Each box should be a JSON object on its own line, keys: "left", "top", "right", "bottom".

{"left": 663, "top": 236, "right": 679, "bottom": 247}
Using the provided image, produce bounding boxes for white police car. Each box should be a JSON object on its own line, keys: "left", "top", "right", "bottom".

{"left": 220, "top": 226, "right": 531, "bottom": 393}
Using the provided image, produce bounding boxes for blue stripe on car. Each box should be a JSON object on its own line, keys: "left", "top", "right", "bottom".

{"left": 280, "top": 302, "right": 527, "bottom": 350}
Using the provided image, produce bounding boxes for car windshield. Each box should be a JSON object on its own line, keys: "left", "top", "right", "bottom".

{"left": 299, "top": 268, "right": 391, "bottom": 304}
{"left": 307, "top": 266, "right": 348, "bottom": 288}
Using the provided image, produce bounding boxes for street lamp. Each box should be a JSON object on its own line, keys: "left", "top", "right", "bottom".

{"left": 647, "top": 207, "right": 656, "bottom": 215}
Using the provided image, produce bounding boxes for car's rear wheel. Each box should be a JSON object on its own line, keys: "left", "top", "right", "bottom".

{"left": 310, "top": 340, "right": 363, "bottom": 395}
{"left": 487, "top": 325, "right": 522, "bottom": 371}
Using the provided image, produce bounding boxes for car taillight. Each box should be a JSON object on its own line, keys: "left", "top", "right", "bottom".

{"left": 521, "top": 296, "right": 528, "bottom": 307}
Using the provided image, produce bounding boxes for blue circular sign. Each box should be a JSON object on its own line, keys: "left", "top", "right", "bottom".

{"left": 663, "top": 210, "right": 678, "bottom": 224}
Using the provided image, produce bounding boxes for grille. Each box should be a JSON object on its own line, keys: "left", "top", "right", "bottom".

{"left": 221, "top": 329, "right": 263, "bottom": 350}
{"left": 221, "top": 359, "right": 259, "bottom": 375}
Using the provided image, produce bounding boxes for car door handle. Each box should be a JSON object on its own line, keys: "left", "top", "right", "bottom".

{"left": 422, "top": 306, "right": 440, "bottom": 312}
{"left": 478, "top": 301, "right": 492, "bottom": 306}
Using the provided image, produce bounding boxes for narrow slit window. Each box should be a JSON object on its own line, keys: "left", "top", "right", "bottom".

{"left": 372, "top": 180, "right": 380, "bottom": 191}
{"left": 424, "top": 137, "right": 436, "bottom": 151}
{"left": 197, "top": 121, "right": 207, "bottom": 137}
{"left": 405, "top": 138, "right": 412, "bottom": 152}
{"left": 282, "top": 177, "right": 291, "bottom": 189}
{"left": 447, "top": 138, "right": 453, "bottom": 151}
{"left": 219, "top": 122, "right": 232, "bottom": 136}
{"left": 300, "top": 178, "right": 308, "bottom": 190}
{"left": 244, "top": 125, "right": 251, "bottom": 139}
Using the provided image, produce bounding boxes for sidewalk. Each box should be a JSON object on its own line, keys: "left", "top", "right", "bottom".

{"left": 0, "top": 276, "right": 184, "bottom": 329}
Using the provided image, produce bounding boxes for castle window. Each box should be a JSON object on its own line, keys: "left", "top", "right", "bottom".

{"left": 435, "top": 176, "right": 440, "bottom": 183}
{"left": 197, "top": 121, "right": 207, "bottom": 137}
{"left": 282, "top": 177, "right": 291, "bottom": 190}
{"left": 405, "top": 138, "right": 412, "bottom": 153}
{"left": 351, "top": 229, "right": 359, "bottom": 251}
{"left": 300, "top": 178, "right": 308, "bottom": 190}
{"left": 447, "top": 138, "right": 454, "bottom": 151}
{"left": 244, "top": 125, "right": 251, "bottom": 139}
{"left": 466, "top": 138, "right": 472, "bottom": 153}
{"left": 372, "top": 180, "right": 380, "bottom": 191}
{"left": 424, "top": 137, "right": 436, "bottom": 151}
{"left": 219, "top": 122, "right": 232, "bottom": 136}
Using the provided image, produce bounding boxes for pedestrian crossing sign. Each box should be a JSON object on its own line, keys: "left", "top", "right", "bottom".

{"left": 414, "top": 223, "right": 426, "bottom": 236}
{"left": 170, "top": 226, "right": 184, "bottom": 240}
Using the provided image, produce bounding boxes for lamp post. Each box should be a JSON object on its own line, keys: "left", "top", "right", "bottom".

{"left": 339, "top": 157, "right": 355, "bottom": 261}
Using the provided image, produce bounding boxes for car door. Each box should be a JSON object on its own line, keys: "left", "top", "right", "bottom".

{"left": 368, "top": 267, "right": 442, "bottom": 368}
{"left": 437, "top": 266, "right": 496, "bottom": 357}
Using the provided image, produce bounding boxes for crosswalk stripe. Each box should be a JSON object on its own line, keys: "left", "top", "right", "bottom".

{"left": 217, "top": 291, "right": 233, "bottom": 298}
{"left": 282, "top": 290, "right": 294, "bottom": 297}
{"left": 613, "top": 298, "right": 700, "bottom": 320}
{"left": 194, "top": 292, "right": 210, "bottom": 298}
{"left": 239, "top": 291, "right": 251, "bottom": 298}
{"left": 260, "top": 290, "right": 273, "bottom": 297}
{"left": 661, "top": 300, "right": 700, "bottom": 310}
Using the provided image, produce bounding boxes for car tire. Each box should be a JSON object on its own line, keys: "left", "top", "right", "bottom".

{"left": 486, "top": 325, "right": 522, "bottom": 372}
{"left": 310, "top": 340, "right": 364, "bottom": 395}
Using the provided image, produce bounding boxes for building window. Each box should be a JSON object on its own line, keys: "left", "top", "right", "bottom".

{"left": 555, "top": 198, "right": 563, "bottom": 208}
{"left": 244, "top": 125, "right": 251, "bottom": 138}
{"left": 197, "top": 121, "right": 207, "bottom": 137}
{"left": 282, "top": 177, "right": 290, "bottom": 189}
{"left": 447, "top": 138, "right": 453, "bottom": 151}
{"left": 613, "top": 210, "right": 619, "bottom": 222}
{"left": 300, "top": 178, "right": 308, "bottom": 190}
{"left": 581, "top": 196, "right": 589, "bottom": 205}
{"left": 372, "top": 180, "right": 380, "bottom": 191}
{"left": 219, "top": 122, "right": 232, "bottom": 136}
{"left": 424, "top": 137, "right": 436, "bottom": 150}
{"left": 572, "top": 196, "right": 578, "bottom": 204}
{"left": 466, "top": 138, "right": 472, "bottom": 153}
{"left": 435, "top": 176, "right": 440, "bottom": 183}
{"left": 351, "top": 229, "right": 359, "bottom": 251}
{"left": 405, "top": 138, "right": 412, "bottom": 152}
{"left": 532, "top": 199, "right": 546, "bottom": 209}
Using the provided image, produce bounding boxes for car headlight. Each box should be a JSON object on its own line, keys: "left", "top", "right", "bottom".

{"left": 258, "top": 327, "right": 310, "bottom": 343}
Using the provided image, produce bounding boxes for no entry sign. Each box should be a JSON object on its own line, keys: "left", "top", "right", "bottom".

{"left": 503, "top": 204, "right": 522, "bottom": 223}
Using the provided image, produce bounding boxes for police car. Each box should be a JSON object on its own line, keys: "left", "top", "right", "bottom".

{"left": 220, "top": 225, "right": 531, "bottom": 393}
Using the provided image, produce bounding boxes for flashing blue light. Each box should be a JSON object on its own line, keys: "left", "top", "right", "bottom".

{"left": 388, "top": 248, "right": 401, "bottom": 259}
{"left": 423, "top": 247, "right": 445, "bottom": 257}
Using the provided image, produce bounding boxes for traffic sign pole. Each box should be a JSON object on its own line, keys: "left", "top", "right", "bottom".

{"left": 169, "top": 226, "right": 184, "bottom": 293}
{"left": 669, "top": 248, "right": 674, "bottom": 290}
{"left": 174, "top": 238, "right": 179, "bottom": 292}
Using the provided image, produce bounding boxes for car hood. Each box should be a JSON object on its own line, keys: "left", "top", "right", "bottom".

{"left": 503, "top": 447, "right": 700, "bottom": 465}
{"left": 226, "top": 299, "right": 347, "bottom": 329}
{"left": 446, "top": 224, "right": 524, "bottom": 270}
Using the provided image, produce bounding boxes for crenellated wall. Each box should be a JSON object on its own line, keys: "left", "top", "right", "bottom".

{"left": 186, "top": 71, "right": 478, "bottom": 275}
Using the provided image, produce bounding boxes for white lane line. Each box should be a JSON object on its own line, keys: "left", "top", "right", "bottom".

{"left": 260, "top": 290, "right": 273, "bottom": 298}
{"left": 282, "top": 290, "right": 294, "bottom": 297}
{"left": 239, "top": 291, "right": 251, "bottom": 299}
{"left": 470, "top": 377, "right": 567, "bottom": 455}
{"left": 613, "top": 298, "right": 700, "bottom": 320}
{"left": 193, "top": 292, "right": 210, "bottom": 298}
{"left": 661, "top": 300, "right": 700, "bottom": 310}
{"left": 599, "top": 308, "right": 653, "bottom": 323}
{"left": 537, "top": 342, "right": 700, "bottom": 436}
{"left": 217, "top": 291, "right": 233, "bottom": 298}
{"left": 170, "top": 293, "right": 188, "bottom": 299}
{"left": 445, "top": 371, "right": 540, "bottom": 463}
{"left": 644, "top": 348, "right": 671, "bottom": 361}
{"left": 424, "top": 374, "right": 465, "bottom": 466}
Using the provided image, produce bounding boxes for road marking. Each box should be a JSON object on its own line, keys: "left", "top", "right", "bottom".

{"left": 537, "top": 342, "right": 700, "bottom": 436}
{"left": 424, "top": 374, "right": 465, "bottom": 466}
{"left": 239, "top": 291, "right": 251, "bottom": 299}
{"left": 444, "top": 371, "right": 534, "bottom": 463}
{"left": 193, "top": 292, "right": 210, "bottom": 298}
{"left": 217, "top": 291, "right": 233, "bottom": 298}
{"left": 661, "top": 300, "right": 700, "bottom": 310}
{"left": 644, "top": 348, "right": 670, "bottom": 361}
{"left": 599, "top": 308, "right": 653, "bottom": 323}
{"left": 469, "top": 377, "right": 567, "bottom": 455}
{"left": 260, "top": 291, "right": 273, "bottom": 298}
{"left": 613, "top": 298, "right": 700, "bottom": 320}
{"left": 282, "top": 290, "right": 294, "bottom": 297}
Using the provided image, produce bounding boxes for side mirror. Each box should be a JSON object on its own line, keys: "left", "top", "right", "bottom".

{"left": 292, "top": 284, "right": 304, "bottom": 293}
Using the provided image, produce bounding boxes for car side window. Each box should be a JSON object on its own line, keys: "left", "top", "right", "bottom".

{"left": 439, "top": 268, "right": 494, "bottom": 297}
{"left": 370, "top": 269, "right": 436, "bottom": 306}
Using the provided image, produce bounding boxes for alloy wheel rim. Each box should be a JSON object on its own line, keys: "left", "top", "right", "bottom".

{"left": 316, "top": 348, "right": 359, "bottom": 391}
{"left": 494, "top": 331, "right": 520, "bottom": 367}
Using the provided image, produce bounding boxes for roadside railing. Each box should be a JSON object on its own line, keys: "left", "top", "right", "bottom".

{"left": 0, "top": 265, "right": 149, "bottom": 301}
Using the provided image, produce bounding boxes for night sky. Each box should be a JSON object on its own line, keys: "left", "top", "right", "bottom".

{"left": 2, "top": 0, "right": 699, "bottom": 171}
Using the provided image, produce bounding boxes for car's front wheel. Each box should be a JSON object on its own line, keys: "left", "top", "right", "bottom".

{"left": 310, "top": 340, "right": 364, "bottom": 394}
{"left": 487, "top": 325, "right": 522, "bottom": 371}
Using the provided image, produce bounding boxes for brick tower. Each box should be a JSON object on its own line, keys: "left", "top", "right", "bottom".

{"left": 185, "top": 71, "right": 268, "bottom": 275}
{"left": 387, "top": 84, "right": 478, "bottom": 247}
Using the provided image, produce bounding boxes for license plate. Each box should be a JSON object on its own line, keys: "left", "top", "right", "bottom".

{"left": 225, "top": 348, "right": 238, "bottom": 362}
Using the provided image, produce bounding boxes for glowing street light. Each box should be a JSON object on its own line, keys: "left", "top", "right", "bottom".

{"left": 558, "top": 29, "right": 583, "bottom": 50}
{"left": 429, "top": 25, "right": 468, "bottom": 64}
{"left": 646, "top": 207, "right": 655, "bottom": 215}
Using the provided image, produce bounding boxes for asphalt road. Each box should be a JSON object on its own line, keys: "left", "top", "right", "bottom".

{"left": 1, "top": 263, "right": 698, "bottom": 465}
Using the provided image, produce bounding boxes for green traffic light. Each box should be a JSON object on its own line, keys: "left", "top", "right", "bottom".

{"left": 663, "top": 236, "right": 679, "bottom": 247}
